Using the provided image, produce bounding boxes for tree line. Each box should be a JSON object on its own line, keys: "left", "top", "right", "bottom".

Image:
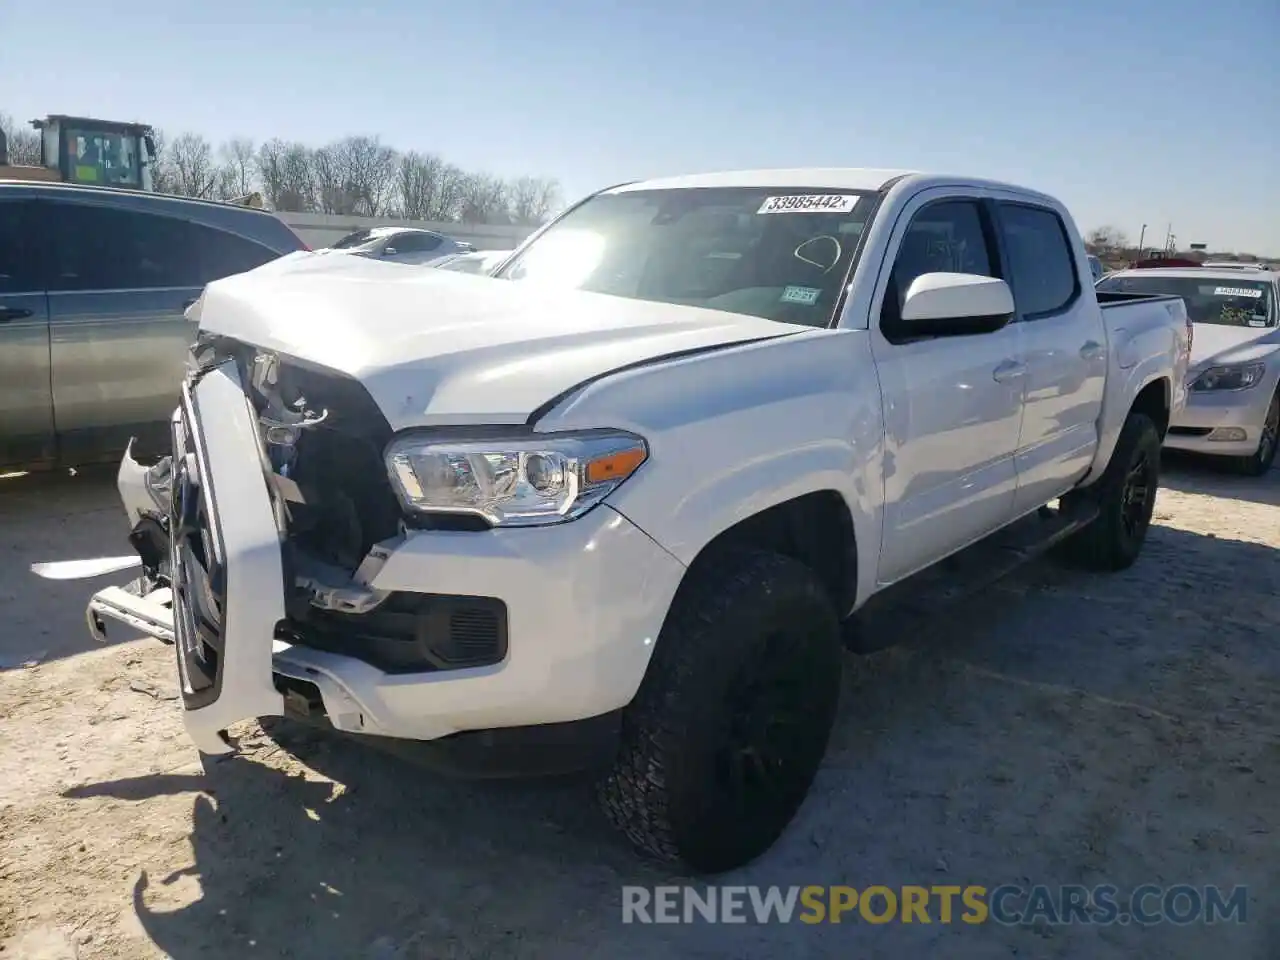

{"left": 0, "top": 113, "right": 562, "bottom": 225}
{"left": 1085, "top": 225, "right": 1270, "bottom": 265}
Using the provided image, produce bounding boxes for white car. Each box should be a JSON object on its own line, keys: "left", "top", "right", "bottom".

{"left": 1096, "top": 265, "right": 1279, "bottom": 474}
{"left": 56, "top": 167, "right": 1190, "bottom": 874}
{"left": 321, "top": 226, "right": 475, "bottom": 265}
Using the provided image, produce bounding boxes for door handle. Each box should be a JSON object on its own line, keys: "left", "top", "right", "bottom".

{"left": 992, "top": 359, "right": 1027, "bottom": 383}
{"left": 1080, "top": 340, "right": 1105, "bottom": 361}
{"left": 0, "top": 306, "right": 33, "bottom": 322}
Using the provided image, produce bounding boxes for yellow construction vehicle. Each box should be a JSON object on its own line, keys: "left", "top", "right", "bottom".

{"left": 0, "top": 114, "right": 159, "bottom": 190}
{"left": 0, "top": 114, "right": 263, "bottom": 207}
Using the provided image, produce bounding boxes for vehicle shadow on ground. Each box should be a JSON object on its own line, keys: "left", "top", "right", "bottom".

{"left": 60, "top": 523, "right": 1278, "bottom": 959}
{"left": 1160, "top": 452, "right": 1280, "bottom": 508}
{"left": 0, "top": 466, "right": 136, "bottom": 669}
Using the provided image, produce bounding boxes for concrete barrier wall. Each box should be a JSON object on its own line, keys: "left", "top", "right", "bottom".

{"left": 277, "top": 211, "right": 537, "bottom": 251}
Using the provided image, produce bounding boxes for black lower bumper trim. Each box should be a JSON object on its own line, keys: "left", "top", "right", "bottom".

{"left": 273, "top": 674, "right": 621, "bottom": 779}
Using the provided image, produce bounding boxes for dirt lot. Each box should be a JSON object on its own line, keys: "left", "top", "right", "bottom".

{"left": 1, "top": 460, "right": 1277, "bottom": 959}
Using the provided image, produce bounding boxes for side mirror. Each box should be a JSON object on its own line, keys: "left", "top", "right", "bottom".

{"left": 899, "top": 272, "right": 1015, "bottom": 336}
{"left": 382, "top": 247, "right": 398, "bottom": 257}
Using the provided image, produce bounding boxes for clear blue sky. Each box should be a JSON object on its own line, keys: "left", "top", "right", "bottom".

{"left": 3, "top": 0, "right": 1277, "bottom": 254}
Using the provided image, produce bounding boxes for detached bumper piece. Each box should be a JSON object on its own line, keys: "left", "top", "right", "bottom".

{"left": 86, "top": 586, "right": 174, "bottom": 644}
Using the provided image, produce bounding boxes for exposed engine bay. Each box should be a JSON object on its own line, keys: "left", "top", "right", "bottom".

{"left": 124, "top": 335, "right": 409, "bottom": 637}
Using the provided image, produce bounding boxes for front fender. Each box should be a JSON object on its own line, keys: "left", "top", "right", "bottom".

{"left": 535, "top": 328, "right": 886, "bottom": 610}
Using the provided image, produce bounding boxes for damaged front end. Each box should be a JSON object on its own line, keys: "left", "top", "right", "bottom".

{"left": 74, "top": 332, "right": 423, "bottom": 752}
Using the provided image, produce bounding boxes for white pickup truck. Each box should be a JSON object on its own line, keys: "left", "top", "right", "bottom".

{"left": 55, "top": 168, "right": 1191, "bottom": 874}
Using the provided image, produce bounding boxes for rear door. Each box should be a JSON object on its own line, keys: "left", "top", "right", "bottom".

{"left": 0, "top": 197, "right": 54, "bottom": 468}
{"left": 992, "top": 199, "right": 1107, "bottom": 515}
{"left": 46, "top": 198, "right": 204, "bottom": 461}
{"left": 46, "top": 202, "right": 290, "bottom": 463}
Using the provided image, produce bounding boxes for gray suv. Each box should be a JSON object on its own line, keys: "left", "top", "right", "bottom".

{"left": 0, "top": 182, "right": 307, "bottom": 471}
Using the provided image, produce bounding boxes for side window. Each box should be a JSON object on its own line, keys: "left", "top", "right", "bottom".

{"left": 48, "top": 202, "right": 203, "bottom": 290}
{"left": 0, "top": 201, "right": 42, "bottom": 293}
{"left": 194, "top": 224, "right": 282, "bottom": 280}
{"left": 881, "top": 199, "right": 995, "bottom": 325}
{"left": 997, "top": 204, "right": 1079, "bottom": 317}
{"left": 391, "top": 233, "right": 442, "bottom": 254}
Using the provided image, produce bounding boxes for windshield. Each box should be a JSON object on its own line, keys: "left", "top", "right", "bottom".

{"left": 1096, "top": 275, "right": 1275, "bottom": 327}
{"left": 66, "top": 128, "right": 140, "bottom": 188}
{"left": 493, "top": 187, "right": 876, "bottom": 327}
{"left": 332, "top": 230, "right": 377, "bottom": 249}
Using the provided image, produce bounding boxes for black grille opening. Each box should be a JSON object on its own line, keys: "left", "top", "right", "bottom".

{"left": 281, "top": 593, "right": 509, "bottom": 673}
{"left": 1168, "top": 426, "right": 1212, "bottom": 437}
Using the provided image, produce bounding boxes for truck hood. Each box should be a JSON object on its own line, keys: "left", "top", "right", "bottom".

{"left": 194, "top": 251, "right": 798, "bottom": 430}
{"left": 1189, "top": 323, "right": 1280, "bottom": 371}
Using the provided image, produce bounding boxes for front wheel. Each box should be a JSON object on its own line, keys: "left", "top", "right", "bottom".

{"left": 1058, "top": 411, "right": 1162, "bottom": 571}
{"left": 1232, "top": 391, "right": 1279, "bottom": 477}
{"left": 597, "top": 549, "right": 843, "bottom": 874}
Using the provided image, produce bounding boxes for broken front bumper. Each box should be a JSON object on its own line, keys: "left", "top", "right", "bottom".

{"left": 88, "top": 358, "right": 688, "bottom": 758}
{"left": 91, "top": 359, "right": 289, "bottom": 754}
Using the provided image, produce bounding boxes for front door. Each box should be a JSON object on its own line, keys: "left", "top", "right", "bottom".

{"left": 870, "top": 193, "right": 1026, "bottom": 584}
{"left": 992, "top": 200, "right": 1107, "bottom": 515}
{"left": 0, "top": 197, "right": 54, "bottom": 468}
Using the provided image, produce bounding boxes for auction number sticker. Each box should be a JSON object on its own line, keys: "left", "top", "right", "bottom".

{"left": 758, "top": 194, "right": 857, "bottom": 214}
{"left": 1213, "top": 286, "right": 1263, "bottom": 298}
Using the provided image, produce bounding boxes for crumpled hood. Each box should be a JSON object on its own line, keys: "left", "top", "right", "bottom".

{"left": 193, "top": 251, "right": 798, "bottom": 430}
{"left": 1189, "top": 323, "right": 1280, "bottom": 372}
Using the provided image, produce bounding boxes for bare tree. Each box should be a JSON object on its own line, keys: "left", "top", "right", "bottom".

{"left": 458, "top": 173, "right": 510, "bottom": 224}
{"left": 0, "top": 112, "right": 42, "bottom": 165}
{"left": 1086, "top": 225, "right": 1129, "bottom": 253}
{"left": 165, "top": 132, "right": 218, "bottom": 198}
{"left": 312, "top": 136, "right": 397, "bottom": 216}
{"left": 216, "top": 137, "right": 257, "bottom": 199}
{"left": 256, "top": 139, "right": 315, "bottom": 212}
{"left": 507, "top": 176, "right": 561, "bottom": 225}
{"left": 397, "top": 151, "right": 469, "bottom": 222}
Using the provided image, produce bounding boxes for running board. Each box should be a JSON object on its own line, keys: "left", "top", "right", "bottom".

{"left": 87, "top": 585, "right": 175, "bottom": 645}
{"left": 847, "top": 498, "right": 1099, "bottom": 652}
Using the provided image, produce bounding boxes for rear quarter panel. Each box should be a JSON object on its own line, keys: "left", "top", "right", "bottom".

{"left": 534, "top": 327, "right": 886, "bottom": 613}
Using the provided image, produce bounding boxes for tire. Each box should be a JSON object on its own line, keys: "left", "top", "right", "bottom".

{"left": 597, "top": 549, "right": 842, "bottom": 874}
{"left": 1231, "top": 391, "right": 1279, "bottom": 477}
{"left": 1058, "top": 411, "right": 1162, "bottom": 571}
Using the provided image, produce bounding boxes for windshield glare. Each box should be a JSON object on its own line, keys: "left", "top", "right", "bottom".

{"left": 493, "top": 187, "right": 875, "bottom": 327}
{"left": 1096, "top": 275, "right": 1275, "bottom": 327}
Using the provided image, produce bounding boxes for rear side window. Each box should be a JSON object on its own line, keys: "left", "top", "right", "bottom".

{"left": 48, "top": 202, "right": 283, "bottom": 290}
{"left": 997, "top": 204, "right": 1079, "bottom": 317}
{"left": 196, "top": 225, "right": 285, "bottom": 279}
{"left": 390, "top": 232, "right": 443, "bottom": 253}
{"left": 0, "top": 199, "right": 41, "bottom": 293}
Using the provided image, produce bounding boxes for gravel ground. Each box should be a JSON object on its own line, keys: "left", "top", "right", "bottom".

{"left": 1, "top": 457, "right": 1277, "bottom": 960}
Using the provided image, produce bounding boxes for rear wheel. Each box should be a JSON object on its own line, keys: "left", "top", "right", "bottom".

{"left": 1058, "top": 411, "right": 1161, "bottom": 571}
{"left": 597, "top": 549, "right": 842, "bottom": 874}
{"left": 1231, "top": 391, "right": 1279, "bottom": 477}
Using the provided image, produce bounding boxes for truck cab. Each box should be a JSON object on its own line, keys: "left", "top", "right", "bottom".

{"left": 1, "top": 115, "right": 158, "bottom": 191}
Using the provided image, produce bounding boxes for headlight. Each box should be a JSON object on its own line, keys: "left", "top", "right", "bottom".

{"left": 385, "top": 430, "right": 648, "bottom": 527}
{"left": 1190, "top": 363, "right": 1266, "bottom": 392}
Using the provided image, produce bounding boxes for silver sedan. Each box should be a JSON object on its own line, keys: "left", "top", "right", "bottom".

{"left": 1097, "top": 267, "right": 1280, "bottom": 475}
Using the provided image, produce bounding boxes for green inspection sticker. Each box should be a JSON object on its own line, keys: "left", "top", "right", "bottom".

{"left": 781, "top": 285, "right": 821, "bottom": 305}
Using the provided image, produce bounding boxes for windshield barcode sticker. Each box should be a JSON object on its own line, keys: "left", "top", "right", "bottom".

{"left": 1213, "top": 286, "right": 1263, "bottom": 298}
{"left": 758, "top": 194, "right": 857, "bottom": 214}
{"left": 781, "top": 285, "right": 822, "bottom": 305}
